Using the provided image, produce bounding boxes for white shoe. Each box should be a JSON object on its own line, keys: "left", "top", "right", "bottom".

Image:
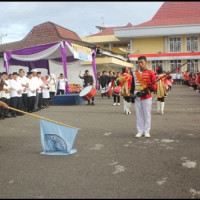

{"left": 135, "top": 132, "right": 144, "bottom": 138}
{"left": 113, "top": 103, "right": 116, "bottom": 106}
{"left": 144, "top": 132, "right": 150, "bottom": 138}
{"left": 117, "top": 103, "right": 120, "bottom": 106}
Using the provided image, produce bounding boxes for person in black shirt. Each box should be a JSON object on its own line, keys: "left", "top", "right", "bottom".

{"left": 79, "top": 70, "right": 95, "bottom": 105}
{"left": 99, "top": 70, "right": 110, "bottom": 98}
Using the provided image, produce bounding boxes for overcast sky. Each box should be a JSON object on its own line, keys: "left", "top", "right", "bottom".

{"left": 0, "top": 1, "right": 163, "bottom": 44}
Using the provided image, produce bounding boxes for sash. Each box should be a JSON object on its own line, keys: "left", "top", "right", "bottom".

{"left": 135, "top": 70, "right": 148, "bottom": 89}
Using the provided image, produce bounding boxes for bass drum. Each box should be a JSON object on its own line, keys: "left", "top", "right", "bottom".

{"left": 79, "top": 85, "right": 96, "bottom": 101}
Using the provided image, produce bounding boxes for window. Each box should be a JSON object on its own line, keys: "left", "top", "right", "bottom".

{"left": 186, "top": 37, "right": 198, "bottom": 52}
{"left": 169, "top": 37, "right": 181, "bottom": 52}
{"left": 103, "top": 44, "right": 109, "bottom": 48}
{"left": 113, "top": 43, "right": 128, "bottom": 47}
{"left": 152, "top": 60, "right": 163, "bottom": 72}
{"left": 170, "top": 60, "right": 182, "bottom": 71}
{"left": 187, "top": 59, "right": 198, "bottom": 72}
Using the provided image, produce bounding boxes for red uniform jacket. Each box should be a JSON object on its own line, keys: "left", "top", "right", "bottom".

{"left": 134, "top": 69, "right": 157, "bottom": 100}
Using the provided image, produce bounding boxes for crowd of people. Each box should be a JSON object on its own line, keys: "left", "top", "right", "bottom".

{"left": 0, "top": 69, "right": 68, "bottom": 119}
{"left": 1, "top": 60, "right": 199, "bottom": 138}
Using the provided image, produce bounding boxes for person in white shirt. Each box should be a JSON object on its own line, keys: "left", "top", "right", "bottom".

{"left": 48, "top": 74, "right": 57, "bottom": 100}
{"left": 18, "top": 69, "right": 29, "bottom": 112}
{"left": 10, "top": 72, "right": 23, "bottom": 117}
{"left": 41, "top": 75, "right": 50, "bottom": 108}
{"left": 31, "top": 69, "right": 40, "bottom": 111}
{"left": 27, "top": 72, "right": 37, "bottom": 113}
{"left": 37, "top": 72, "right": 44, "bottom": 110}
{"left": 57, "top": 73, "right": 67, "bottom": 95}
{"left": 0, "top": 72, "right": 11, "bottom": 118}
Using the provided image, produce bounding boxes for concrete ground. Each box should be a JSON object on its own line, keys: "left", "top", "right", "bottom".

{"left": 0, "top": 85, "right": 200, "bottom": 199}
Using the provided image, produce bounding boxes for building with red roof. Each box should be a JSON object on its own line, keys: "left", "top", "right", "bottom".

{"left": 114, "top": 2, "right": 200, "bottom": 72}
{"left": 83, "top": 2, "right": 200, "bottom": 72}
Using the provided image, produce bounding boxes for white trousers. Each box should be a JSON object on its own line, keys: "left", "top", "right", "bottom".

{"left": 134, "top": 97, "right": 152, "bottom": 133}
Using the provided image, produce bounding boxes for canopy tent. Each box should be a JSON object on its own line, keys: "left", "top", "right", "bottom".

{"left": 3, "top": 41, "right": 98, "bottom": 93}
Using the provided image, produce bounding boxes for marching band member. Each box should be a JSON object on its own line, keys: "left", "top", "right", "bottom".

{"left": 155, "top": 66, "right": 166, "bottom": 115}
{"left": 99, "top": 71, "right": 110, "bottom": 98}
{"left": 117, "top": 67, "right": 133, "bottom": 114}
{"left": 196, "top": 72, "right": 200, "bottom": 93}
{"left": 112, "top": 72, "right": 121, "bottom": 106}
{"left": 132, "top": 56, "right": 157, "bottom": 138}
{"left": 79, "top": 70, "right": 95, "bottom": 105}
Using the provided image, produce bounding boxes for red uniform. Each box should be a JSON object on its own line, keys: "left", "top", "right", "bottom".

{"left": 133, "top": 69, "right": 157, "bottom": 100}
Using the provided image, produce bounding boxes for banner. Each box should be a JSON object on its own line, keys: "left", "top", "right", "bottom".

{"left": 72, "top": 43, "right": 92, "bottom": 62}
{"left": 40, "top": 119, "right": 78, "bottom": 155}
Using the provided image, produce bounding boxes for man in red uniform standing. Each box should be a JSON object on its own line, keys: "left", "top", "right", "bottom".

{"left": 132, "top": 56, "right": 157, "bottom": 138}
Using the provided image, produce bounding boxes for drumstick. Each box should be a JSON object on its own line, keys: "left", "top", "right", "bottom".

{"left": 8, "top": 106, "right": 81, "bottom": 130}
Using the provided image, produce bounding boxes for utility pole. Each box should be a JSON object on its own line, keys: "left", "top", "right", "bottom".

{"left": 0, "top": 33, "right": 7, "bottom": 44}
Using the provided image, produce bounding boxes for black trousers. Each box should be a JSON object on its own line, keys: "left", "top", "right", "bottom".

{"left": 22, "top": 93, "right": 28, "bottom": 111}
{"left": 57, "top": 89, "right": 64, "bottom": 95}
{"left": 50, "top": 92, "right": 55, "bottom": 100}
{"left": 27, "top": 96, "right": 36, "bottom": 112}
{"left": 1, "top": 98, "right": 10, "bottom": 117}
{"left": 157, "top": 97, "right": 165, "bottom": 102}
{"left": 10, "top": 97, "right": 19, "bottom": 116}
{"left": 43, "top": 98, "right": 49, "bottom": 107}
{"left": 38, "top": 93, "right": 43, "bottom": 109}
{"left": 88, "top": 97, "right": 94, "bottom": 104}
{"left": 113, "top": 94, "right": 120, "bottom": 103}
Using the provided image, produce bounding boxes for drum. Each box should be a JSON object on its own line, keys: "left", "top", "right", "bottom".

{"left": 114, "top": 86, "right": 121, "bottom": 95}
{"left": 79, "top": 85, "right": 96, "bottom": 101}
{"left": 101, "top": 82, "right": 112, "bottom": 95}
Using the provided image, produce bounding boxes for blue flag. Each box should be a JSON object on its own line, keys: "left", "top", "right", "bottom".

{"left": 40, "top": 119, "right": 78, "bottom": 155}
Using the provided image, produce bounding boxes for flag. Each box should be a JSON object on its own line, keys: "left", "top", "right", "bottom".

{"left": 40, "top": 119, "right": 78, "bottom": 155}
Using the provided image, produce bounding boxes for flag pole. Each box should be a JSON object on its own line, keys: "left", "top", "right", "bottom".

{"left": 8, "top": 106, "right": 81, "bottom": 130}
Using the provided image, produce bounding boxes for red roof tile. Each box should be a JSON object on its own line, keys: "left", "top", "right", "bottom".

{"left": 0, "top": 21, "right": 96, "bottom": 52}
{"left": 135, "top": 2, "right": 200, "bottom": 27}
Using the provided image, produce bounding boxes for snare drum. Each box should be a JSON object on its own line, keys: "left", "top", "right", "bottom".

{"left": 79, "top": 85, "right": 96, "bottom": 101}
{"left": 114, "top": 86, "right": 121, "bottom": 95}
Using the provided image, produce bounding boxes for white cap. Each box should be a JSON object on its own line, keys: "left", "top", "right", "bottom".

{"left": 31, "top": 69, "right": 37, "bottom": 72}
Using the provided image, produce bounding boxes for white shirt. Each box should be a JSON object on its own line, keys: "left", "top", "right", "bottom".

{"left": 37, "top": 77, "right": 44, "bottom": 93}
{"left": 177, "top": 74, "right": 181, "bottom": 79}
{"left": 9, "top": 79, "right": 23, "bottom": 97}
{"left": 27, "top": 78, "right": 37, "bottom": 97}
{"left": 17, "top": 76, "right": 29, "bottom": 94}
{"left": 48, "top": 77, "right": 57, "bottom": 92}
{"left": 32, "top": 76, "right": 39, "bottom": 91}
{"left": 42, "top": 84, "right": 50, "bottom": 99}
{"left": 1, "top": 80, "right": 10, "bottom": 99}
{"left": 172, "top": 73, "right": 177, "bottom": 79}
{"left": 57, "top": 78, "right": 67, "bottom": 90}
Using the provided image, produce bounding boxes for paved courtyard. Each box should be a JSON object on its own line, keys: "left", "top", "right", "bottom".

{"left": 0, "top": 85, "right": 200, "bottom": 199}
